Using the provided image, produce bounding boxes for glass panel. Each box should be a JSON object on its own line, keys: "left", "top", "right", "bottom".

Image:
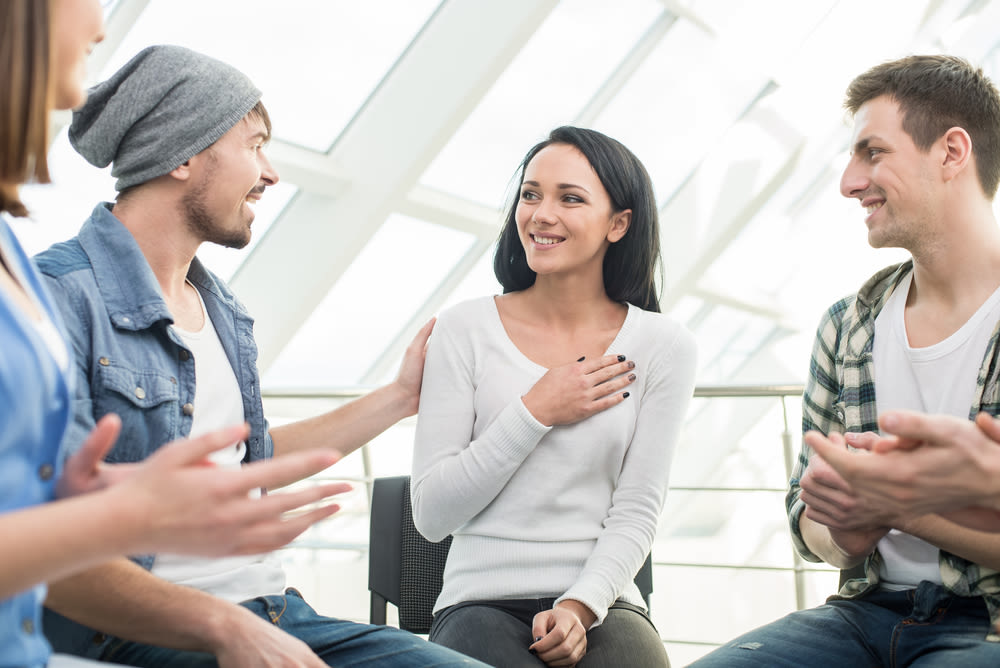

{"left": 14, "top": 128, "right": 117, "bottom": 255}
{"left": 439, "top": 243, "right": 503, "bottom": 310}
{"left": 101, "top": 0, "right": 441, "bottom": 151}
{"left": 656, "top": 566, "right": 797, "bottom": 646}
{"left": 419, "top": 0, "right": 664, "bottom": 207}
{"left": 670, "top": 396, "right": 795, "bottom": 490}
{"left": 681, "top": 304, "right": 778, "bottom": 383}
{"left": 264, "top": 214, "right": 476, "bottom": 387}
{"left": 594, "top": 19, "right": 771, "bottom": 207}
{"left": 661, "top": 568, "right": 838, "bottom": 664}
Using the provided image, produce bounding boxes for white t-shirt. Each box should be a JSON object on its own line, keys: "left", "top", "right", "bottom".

{"left": 874, "top": 271, "right": 1000, "bottom": 589}
{"left": 150, "top": 284, "right": 285, "bottom": 602}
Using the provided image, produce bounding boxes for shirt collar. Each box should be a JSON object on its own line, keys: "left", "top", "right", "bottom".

{"left": 856, "top": 259, "right": 913, "bottom": 317}
{"left": 78, "top": 202, "right": 170, "bottom": 331}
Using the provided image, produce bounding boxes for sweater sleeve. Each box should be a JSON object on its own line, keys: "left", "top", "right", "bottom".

{"left": 410, "top": 303, "right": 551, "bottom": 543}
{"left": 557, "top": 319, "right": 697, "bottom": 624}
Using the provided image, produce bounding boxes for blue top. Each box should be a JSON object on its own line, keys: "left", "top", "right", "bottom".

{"left": 34, "top": 202, "right": 273, "bottom": 658}
{"left": 0, "top": 216, "right": 72, "bottom": 667}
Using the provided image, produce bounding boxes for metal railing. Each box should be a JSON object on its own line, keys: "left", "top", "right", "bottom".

{"left": 263, "top": 383, "right": 824, "bottom": 655}
{"left": 262, "top": 383, "right": 815, "bottom": 572}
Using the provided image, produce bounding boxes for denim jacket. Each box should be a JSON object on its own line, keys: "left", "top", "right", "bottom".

{"left": 34, "top": 203, "right": 273, "bottom": 657}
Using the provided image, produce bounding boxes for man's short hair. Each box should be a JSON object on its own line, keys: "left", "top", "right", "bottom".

{"left": 845, "top": 55, "right": 1000, "bottom": 198}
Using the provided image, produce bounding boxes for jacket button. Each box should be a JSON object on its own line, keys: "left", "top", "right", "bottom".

{"left": 179, "top": 349, "right": 190, "bottom": 361}
{"left": 135, "top": 387, "right": 146, "bottom": 399}
{"left": 182, "top": 403, "right": 195, "bottom": 416}
{"left": 38, "top": 464, "right": 54, "bottom": 481}
{"left": 98, "top": 357, "right": 110, "bottom": 366}
{"left": 22, "top": 618, "right": 34, "bottom": 634}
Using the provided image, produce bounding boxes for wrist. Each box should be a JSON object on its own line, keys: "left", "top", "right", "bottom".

{"left": 520, "top": 393, "right": 552, "bottom": 427}
{"left": 92, "top": 483, "right": 153, "bottom": 556}
{"left": 200, "top": 596, "right": 253, "bottom": 651}
{"left": 556, "top": 599, "right": 597, "bottom": 629}
{"left": 385, "top": 379, "right": 419, "bottom": 418}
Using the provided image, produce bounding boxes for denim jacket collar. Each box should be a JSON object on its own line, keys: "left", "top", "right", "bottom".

{"left": 78, "top": 203, "right": 172, "bottom": 331}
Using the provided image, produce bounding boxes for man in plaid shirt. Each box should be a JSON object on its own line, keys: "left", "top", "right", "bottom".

{"left": 692, "top": 55, "right": 1000, "bottom": 667}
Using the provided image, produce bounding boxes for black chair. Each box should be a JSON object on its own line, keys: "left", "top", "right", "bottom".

{"left": 368, "top": 475, "right": 654, "bottom": 634}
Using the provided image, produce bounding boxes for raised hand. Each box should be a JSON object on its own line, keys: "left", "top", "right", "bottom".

{"left": 522, "top": 354, "right": 636, "bottom": 426}
{"left": 106, "top": 423, "right": 350, "bottom": 557}
{"left": 57, "top": 414, "right": 133, "bottom": 498}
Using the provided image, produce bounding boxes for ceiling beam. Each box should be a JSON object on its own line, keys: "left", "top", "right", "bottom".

{"left": 231, "top": 0, "right": 559, "bottom": 371}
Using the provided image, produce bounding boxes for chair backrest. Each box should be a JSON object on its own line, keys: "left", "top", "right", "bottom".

{"left": 368, "top": 475, "right": 653, "bottom": 634}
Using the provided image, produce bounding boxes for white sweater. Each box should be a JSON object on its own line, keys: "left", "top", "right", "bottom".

{"left": 411, "top": 296, "right": 697, "bottom": 624}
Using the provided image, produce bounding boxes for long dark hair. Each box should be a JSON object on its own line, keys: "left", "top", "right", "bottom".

{"left": 493, "top": 126, "right": 662, "bottom": 312}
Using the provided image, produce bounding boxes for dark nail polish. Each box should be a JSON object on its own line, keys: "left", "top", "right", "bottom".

{"left": 534, "top": 637, "right": 543, "bottom": 642}
{"left": 529, "top": 649, "right": 537, "bottom": 655}
{"left": 628, "top": 373, "right": 636, "bottom": 381}
{"left": 577, "top": 356, "right": 585, "bottom": 362}
{"left": 627, "top": 360, "right": 635, "bottom": 369}
{"left": 617, "top": 354, "right": 626, "bottom": 362}
{"left": 623, "top": 391, "right": 630, "bottom": 398}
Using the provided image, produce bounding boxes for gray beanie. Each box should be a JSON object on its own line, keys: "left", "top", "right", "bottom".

{"left": 70, "top": 45, "right": 262, "bottom": 191}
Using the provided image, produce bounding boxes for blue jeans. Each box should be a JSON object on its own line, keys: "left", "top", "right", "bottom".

{"left": 688, "top": 581, "right": 1000, "bottom": 667}
{"left": 429, "top": 598, "right": 669, "bottom": 667}
{"left": 99, "top": 589, "right": 484, "bottom": 667}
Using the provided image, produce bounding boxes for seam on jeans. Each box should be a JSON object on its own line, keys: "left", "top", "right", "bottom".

{"left": 268, "top": 595, "right": 290, "bottom": 626}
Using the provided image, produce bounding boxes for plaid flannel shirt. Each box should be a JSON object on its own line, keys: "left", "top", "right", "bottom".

{"left": 787, "top": 259, "right": 1000, "bottom": 627}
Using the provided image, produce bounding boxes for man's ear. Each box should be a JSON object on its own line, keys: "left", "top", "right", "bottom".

{"left": 941, "top": 126, "right": 972, "bottom": 183}
{"left": 169, "top": 159, "right": 192, "bottom": 182}
{"left": 608, "top": 209, "right": 631, "bottom": 243}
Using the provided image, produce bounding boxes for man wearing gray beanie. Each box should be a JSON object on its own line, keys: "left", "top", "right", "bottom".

{"left": 33, "top": 45, "right": 482, "bottom": 668}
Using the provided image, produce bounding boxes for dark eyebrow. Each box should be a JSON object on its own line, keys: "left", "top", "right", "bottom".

{"left": 852, "top": 135, "right": 885, "bottom": 155}
{"left": 521, "top": 180, "right": 591, "bottom": 194}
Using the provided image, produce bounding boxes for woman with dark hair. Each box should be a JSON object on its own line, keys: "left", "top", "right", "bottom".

{"left": 412, "top": 126, "right": 697, "bottom": 667}
{"left": 0, "top": 3, "right": 347, "bottom": 666}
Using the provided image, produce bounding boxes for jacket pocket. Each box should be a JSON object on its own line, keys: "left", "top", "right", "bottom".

{"left": 93, "top": 360, "right": 180, "bottom": 463}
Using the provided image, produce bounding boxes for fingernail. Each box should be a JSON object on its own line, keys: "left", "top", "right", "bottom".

{"left": 881, "top": 414, "right": 898, "bottom": 429}
{"left": 529, "top": 649, "right": 537, "bottom": 655}
{"left": 623, "top": 391, "right": 630, "bottom": 398}
{"left": 577, "top": 356, "right": 585, "bottom": 362}
{"left": 627, "top": 360, "right": 635, "bottom": 369}
{"left": 628, "top": 373, "right": 636, "bottom": 381}
{"left": 617, "top": 354, "right": 626, "bottom": 362}
{"left": 534, "top": 637, "right": 543, "bottom": 642}
{"left": 844, "top": 432, "right": 857, "bottom": 442}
